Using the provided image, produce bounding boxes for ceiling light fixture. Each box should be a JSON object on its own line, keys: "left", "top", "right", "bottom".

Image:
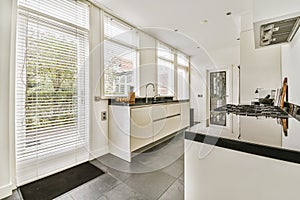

{"left": 201, "top": 19, "right": 208, "bottom": 24}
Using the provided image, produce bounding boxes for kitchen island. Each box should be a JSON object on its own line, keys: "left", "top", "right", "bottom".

{"left": 184, "top": 104, "right": 300, "bottom": 200}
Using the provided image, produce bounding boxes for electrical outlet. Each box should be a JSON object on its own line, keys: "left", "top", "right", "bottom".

{"left": 101, "top": 111, "right": 107, "bottom": 121}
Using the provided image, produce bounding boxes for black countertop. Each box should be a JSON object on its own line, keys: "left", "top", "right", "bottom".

{"left": 185, "top": 105, "right": 300, "bottom": 164}
{"left": 109, "top": 97, "right": 189, "bottom": 107}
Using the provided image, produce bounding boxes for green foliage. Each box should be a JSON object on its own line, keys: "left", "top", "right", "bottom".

{"left": 25, "top": 33, "right": 78, "bottom": 130}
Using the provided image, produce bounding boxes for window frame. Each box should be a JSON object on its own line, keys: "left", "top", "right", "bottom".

{"left": 101, "top": 13, "right": 139, "bottom": 98}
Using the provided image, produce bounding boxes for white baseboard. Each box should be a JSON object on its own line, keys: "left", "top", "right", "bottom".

{"left": 0, "top": 182, "right": 12, "bottom": 199}
{"left": 89, "top": 145, "right": 109, "bottom": 160}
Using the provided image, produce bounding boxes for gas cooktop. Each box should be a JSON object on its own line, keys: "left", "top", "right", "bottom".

{"left": 214, "top": 104, "right": 289, "bottom": 119}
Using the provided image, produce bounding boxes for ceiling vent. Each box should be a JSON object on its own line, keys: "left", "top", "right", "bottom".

{"left": 254, "top": 13, "right": 300, "bottom": 48}
{"left": 260, "top": 17, "right": 300, "bottom": 46}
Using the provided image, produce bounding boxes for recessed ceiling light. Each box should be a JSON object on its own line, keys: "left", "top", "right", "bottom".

{"left": 226, "top": 12, "right": 232, "bottom": 16}
{"left": 201, "top": 19, "right": 208, "bottom": 24}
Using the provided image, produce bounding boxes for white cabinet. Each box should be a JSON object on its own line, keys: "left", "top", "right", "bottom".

{"left": 152, "top": 104, "right": 167, "bottom": 120}
{"left": 153, "top": 116, "right": 181, "bottom": 141}
{"left": 108, "top": 106, "right": 131, "bottom": 162}
{"left": 109, "top": 102, "right": 190, "bottom": 162}
{"left": 180, "top": 102, "right": 190, "bottom": 129}
{"left": 130, "top": 107, "right": 153, "bottom": 151}
{"left": 165, "top": 103, "right": 180, "bottom": 116}
{"left": 153, "top": 103, "right": 181, "bottom": 141}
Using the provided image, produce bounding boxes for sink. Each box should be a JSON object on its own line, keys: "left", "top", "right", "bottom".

{"left": 152, "top": 101, "right": 166, "bottom": 104}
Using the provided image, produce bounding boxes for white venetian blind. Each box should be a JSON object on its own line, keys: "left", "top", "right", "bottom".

{"left": 103, "top": 14, "right": 138, "bottom": 97}
{"left": 157, "top": 42, "right": 175, "bottom": 96}
{"left": 15, "top": 0, "right": 89, "bottom": 185}
{"left": 177, "top": 52, "right": 190, "bottom": 100}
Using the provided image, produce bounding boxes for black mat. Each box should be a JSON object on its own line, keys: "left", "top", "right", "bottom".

{"left": 20, "top": 162, "right": 104, "bottom": 200}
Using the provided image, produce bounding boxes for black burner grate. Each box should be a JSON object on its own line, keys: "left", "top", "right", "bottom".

{"left": 215, "top": 104, "right": 289, "bottom": 119}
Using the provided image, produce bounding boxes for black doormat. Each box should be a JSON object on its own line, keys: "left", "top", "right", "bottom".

{"left": 20, "top": 162, "right": 104, "bottom": 200}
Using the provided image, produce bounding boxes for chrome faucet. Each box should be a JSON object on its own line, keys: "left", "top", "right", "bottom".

{"left": 145, "top": 83, "right": 155, "bottom": 103}
{"left": 154, "top": 94, "right": 160, "bottom": 102}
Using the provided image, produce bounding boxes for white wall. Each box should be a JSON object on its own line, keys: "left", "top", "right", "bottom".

{"left": 208, "top": 46, "right": 240, "bottom": 69}
{"left": 240, "top": 28, "right": 282, "bottom": 104}
{"left": 190, "top": 62, "right": 207, "bottom": 123}
{"left": 0, "top": 0, "right": 13, "bottom": 198}
{"left": 89, "top": 6, "right": 109, "bottom": 159}
{"left": 281, "top": 31, "right": 300, "bottom": 105}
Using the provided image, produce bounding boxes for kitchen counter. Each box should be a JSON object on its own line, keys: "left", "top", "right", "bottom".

{"left": 109, "top": 98, "right": 189, "bottom": 107}
{"left": 185, "top": 105, "right": 300, "bottom": 164}
{"left": 184, "top": 104, "right": 300, "bottom": 200}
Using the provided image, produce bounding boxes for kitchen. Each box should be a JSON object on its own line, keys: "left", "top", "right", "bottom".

{"left": 1, "top": 0, "right": 300, "bottom": 200}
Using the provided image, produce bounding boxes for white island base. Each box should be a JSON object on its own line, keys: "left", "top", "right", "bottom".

{"left": 185, "top": 140, "right": 300, "bottom": 200}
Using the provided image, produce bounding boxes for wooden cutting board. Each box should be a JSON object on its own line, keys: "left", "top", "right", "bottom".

{"left": 280, "top": 77, "right": 288, "bottom": 108}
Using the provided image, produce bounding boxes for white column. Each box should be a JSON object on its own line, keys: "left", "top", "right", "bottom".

{"left": 0, "top": 0, "right": 13, "bottom": 198}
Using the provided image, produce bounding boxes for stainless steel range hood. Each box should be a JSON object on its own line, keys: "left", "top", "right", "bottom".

{"left": 254, "top": 13, "right": 300, "bottom": 48}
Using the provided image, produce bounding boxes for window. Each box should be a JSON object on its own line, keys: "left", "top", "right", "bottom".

{"left": 104, "top": 14, "right": 138, "bottom": 97}
{"left": 177, "top": 52, "right": 190, "bottom": 100}
{"left": 157, "top": 43, "right": 175, "bottom": 96}
{"left": 15, "top": 0, "right": 89, "bottom": 185}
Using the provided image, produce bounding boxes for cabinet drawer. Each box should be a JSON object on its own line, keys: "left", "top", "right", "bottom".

{"left": 153, "top": 115, "right": 180, "bottom": 141}
{"left": 166, "top": 104, "right": 180, "bottom": 116}
{"left": 152, "top": 104, "right": 167, "bottom": 121}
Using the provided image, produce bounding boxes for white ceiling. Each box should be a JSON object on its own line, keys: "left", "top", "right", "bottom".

{"left": 94, "top": 0, "right": 253, "bottom": 57}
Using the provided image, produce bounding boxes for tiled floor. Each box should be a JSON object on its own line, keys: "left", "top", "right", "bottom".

{"left": 4, "top": 132, "right": 184, "bottom": 200}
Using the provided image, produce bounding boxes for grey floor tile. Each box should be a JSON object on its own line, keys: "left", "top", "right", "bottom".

{"left": 138, "top": 154, "right": 182, "bottom": 172}
{"left": 161, "top": 158, "right": 184, "bottom": 179}
{"left": 90, "top": 158, "right": 132, "bottom": 182}
{"left": 132, "top": 153, "right": 170, "bottom": 171}
{"left": 54, "top": 194, "right": 74, "bottom": 200}
{"left": 69, "top": 174, "right": 121, "bottom": 200}
{"left": 106, "top": 167, "right": 133, "bottom": 182}
{"left": 2, "top": 190, "right": 22, "bottom": 200}
{"left": 90, "top": 159, "right": 109, "bottom": 173}
{"left": 98, "top": 154, "right": 153, "bottom": 173}
{"left": 158, "top": 180, "right": 184, "bottom": 200}
{"left": 133, "top": 138, "right": 184, "bottom": 173}
{"left": 98, "top": 183, "right": 150, "bottom": 200}
{"left": 125, "top": 171, "right": 176, "bottom": 200}
{"left": 179, "top": 155, "right": 184, "bottom": 161}
{"left": 178, "top": 173, "right": 184, "bottom": 183}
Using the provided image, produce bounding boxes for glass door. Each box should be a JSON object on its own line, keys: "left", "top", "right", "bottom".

{"left": 209, "top": 71, "right": 227, "bottom": 126}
